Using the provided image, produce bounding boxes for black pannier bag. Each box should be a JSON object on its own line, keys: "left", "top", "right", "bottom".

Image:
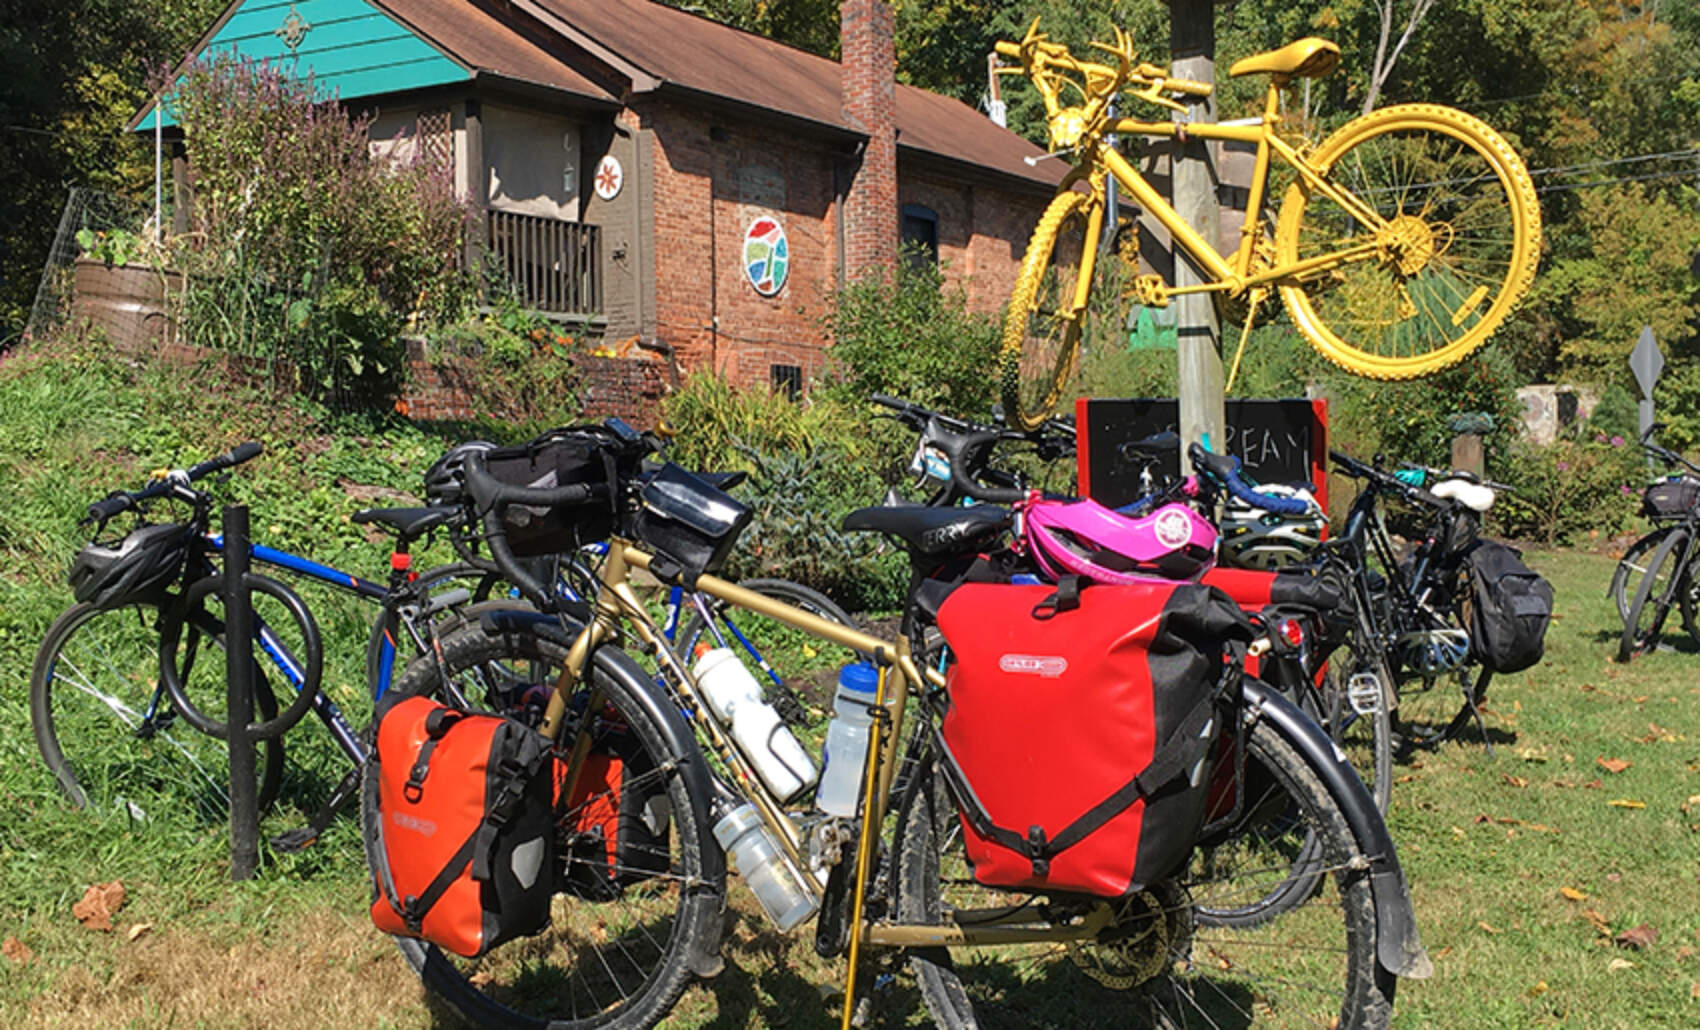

{"left": 933, "top": 579, "right": 1252, "bottom": 898}
{"left": 1642, "top": 476, "right": 1700, "bottom": 522}
{"left": 1464, "top": 540, "right": 1553, "bottom": 674}
{"left": 631, "top": 462, "right": 752, "bottom": 579}
{"left": 482, "top": 427, "right": 635, "bottom": 556}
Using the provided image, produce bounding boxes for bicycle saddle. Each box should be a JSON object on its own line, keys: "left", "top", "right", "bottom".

{"left": 1430, "top": 478, "right": 1495, "bottom": 513}
{"left": 1228, "top": 38, "right": 1340, "bottom": 82}
{"left": 352, "top": 506, "right": 460, "bottom": 541}
{"left": 841, "top": 505, "right": 1011, "bottom": 559}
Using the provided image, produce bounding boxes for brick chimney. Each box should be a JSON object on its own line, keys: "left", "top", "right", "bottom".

{"left": 840, "top": 0, "right": 897, "bottom": 275}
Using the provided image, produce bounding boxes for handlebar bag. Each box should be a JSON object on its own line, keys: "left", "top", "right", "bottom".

{"left": 1642, "top": 476, "right": 1700, "bottom": 522}
{"left": 558, "top": 706, "right": 672, "bottom": 900}
{"left": 485, "top": 428, "right": 633, "bottom": 556}
{"left": 368, "top": 695, "right": 555, "bottom": 958}
{"left": 934, "top": 580, "right": 1251, "bottom": 897}
{"left": 632, "top": 462, "right": 752, "bottom": 579}
{"left": 1463, "top": 540, "right": 1553, "bottom": 675}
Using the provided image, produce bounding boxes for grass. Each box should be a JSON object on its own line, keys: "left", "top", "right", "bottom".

{"left": 4, "top": 335, "right": 1700, "bottom": 1026}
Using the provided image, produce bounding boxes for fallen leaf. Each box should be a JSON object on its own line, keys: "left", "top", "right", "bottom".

{"left": 1435, "top": 945, "right": 1453, "bottom": 960}
{"left": 1520, "top": 748, "right": 1549, "bottom": 763}
{"left": 1583, "top": 908, "right": 1614, "bottom": 936}
{"left": 1528, "top": 980, "right": 1549, "bottom": 997}
{"left": 1560, "top": 886, "right": 1589, "bottom": 901}
{"left": 1634, "top": 695, "right": 1649, "bottom": 704}
{"left": 125, "top": 922, "right": 152, "bottom": 942}
{"left": 1609, "top": 957, "right": 1636, "bottom": 972}
{"left": 1584, "top": 779, "right": 1604, "bottom": 790}
{"left": 1527, "top": 823, "right": 1560, "bottom": 833}
{"left": 1691, "top": 982, "right": 1700, "bottom": 999}
{"left": 72, "top": 880, "right": 125, "bottom": 932}
{"left": 1616, "top": 923, "right": 1659, "bottom": 950}
{"left": 1607, "top": 872, "right": 1622, "bottom": 883}
{"left": 1684, "top": 794, "right": 1700, "bottom": 814}
{"left": 1503, "top": 774, "right": 1530, "bottom": 789}
{"left": 1, "top": 937, "right": 31, "bottom": 965}
{"left": 1478, "top": 921, "right": 1503, "bottom": 934}
{"left": 1610, "top": 799, "right": 1648, "bottom": 809}
{"left": 1598, "top": 757, "right": 1632, "bottom": 774}
{"left": 1676, "top": 946, "right": 1695, "bottom": 961}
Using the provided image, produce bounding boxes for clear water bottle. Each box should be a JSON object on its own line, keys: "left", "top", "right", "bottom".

{"left": 712, "top": 802, "right": 818, "bottom": 932}
{"left": 815, "top": 662, "right": 879, "bottom": 817}
{"left": 692, "top": 647, "right": 818, "bottom": 801}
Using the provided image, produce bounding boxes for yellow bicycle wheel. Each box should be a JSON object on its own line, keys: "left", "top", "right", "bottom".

{"left": 1275, "top": 104, "right": 1540, "bottom": 380}
{"left": 999, "top": 189, "right": 1097, "bottom": 432}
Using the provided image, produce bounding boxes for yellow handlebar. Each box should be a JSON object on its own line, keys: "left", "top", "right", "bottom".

{"left": 994, "top": 40, "right": 1021, "bottom": 59}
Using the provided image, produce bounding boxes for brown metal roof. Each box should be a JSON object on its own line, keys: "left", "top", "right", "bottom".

{"left": 528, "top": 0, "right": 1059, "bottom": 190}
{"left": 374, "top": 0, "right": 616, "bottom": 103}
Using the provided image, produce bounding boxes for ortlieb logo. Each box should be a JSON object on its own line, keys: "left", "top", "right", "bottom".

{"left": 998, "top": 654, "right": 1068, "bottom": 678}
{"left": 391, "top": 811, "right": 437, "bottom": 837}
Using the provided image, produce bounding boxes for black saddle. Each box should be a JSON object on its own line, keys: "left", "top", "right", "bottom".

{"left": 841, "top": 505, "right": 1011, "bottom": 560}
{"left": 351, "top": 506, "right": 459, "bottom": 541}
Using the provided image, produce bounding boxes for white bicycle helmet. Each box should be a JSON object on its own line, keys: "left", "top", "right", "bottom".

{"left": 1219, "top": 483, "right": 1326, "bottom": 570}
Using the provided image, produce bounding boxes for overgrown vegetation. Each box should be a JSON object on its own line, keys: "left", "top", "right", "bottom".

{"left": 162, "top": 54, "right": 475, "bottom": 401}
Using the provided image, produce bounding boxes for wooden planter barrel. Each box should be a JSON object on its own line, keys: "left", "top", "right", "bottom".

{"left": 70, "top": 259, "right": 182, "bottom": 352}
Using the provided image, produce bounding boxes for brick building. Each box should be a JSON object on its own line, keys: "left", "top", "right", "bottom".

{"left": 136, "top": 0, "right": 1061, "bottom": 402}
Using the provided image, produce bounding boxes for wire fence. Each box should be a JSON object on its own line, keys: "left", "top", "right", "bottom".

{"left": 25, "top": 187, "right": 146, "bottom": 342}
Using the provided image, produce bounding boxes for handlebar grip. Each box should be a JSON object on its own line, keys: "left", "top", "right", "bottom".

{"left": 1166, "top": 77, "right": 1212, "bottom": 96}
{"left": 461, "top": 453, "right": 608, "bottom": 611}
{"left": 187, "top": 440, "right": 263, "bottom": 481}
{"left": 994, "top": 40, "right": 1021, "bottom": 58}
{"left": 1188, "top": 444, "right": 1309, "bottom": 516}
{"left": 87, "top": 494, "right": 136, "bottom": 522}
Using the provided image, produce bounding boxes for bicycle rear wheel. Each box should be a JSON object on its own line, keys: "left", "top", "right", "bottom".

{"left": 368, "top": 622, "right": 723, "bottom": 1030}
{"left": 999, "top": 189, "right": 1097, "bottom": 432}
{"left": 1619, "top": 528, "right": 1690, "bottom": 661}
{"left": 31, "top": 601, "right": 284, "bottom": 824}
{"left": 895, "top": 719, "right": 1392, "bottom": 1029}
{"left": 1613, "top": 528, "right": 1700, "bottom": 648}
{"left": 1275, "top": 103, "right": 1540, "bottom": 380}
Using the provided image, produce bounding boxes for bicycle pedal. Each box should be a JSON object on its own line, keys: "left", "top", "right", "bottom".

{"left": 1346, "top": 672, "right": 1384, "bottom": 717}
{"left": 270, "top": 827, "right": 318, "bottom": 853}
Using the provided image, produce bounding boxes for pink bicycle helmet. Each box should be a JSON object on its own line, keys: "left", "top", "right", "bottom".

{"left": 1024, "top": 498, "right": 1218, "bottom": 585}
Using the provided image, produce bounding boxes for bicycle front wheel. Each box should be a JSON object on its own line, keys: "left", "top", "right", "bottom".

{"left": 30, "top": 601, "right": 284, "bottom": 824}
{"left": 895, "top": 719, "right": 1392, "bottom": 1029}
{"left": 999, "top": 189, "right": 1097, "bottom": 432}
{"left": 1275, "top": 103, "right": 1540, "bottom": 380}
{"left": 369, "top": 621, "right": 723, "bottom": 1030}
{"left": 1619, "top": 528, "right": 1690, "bottom": 661}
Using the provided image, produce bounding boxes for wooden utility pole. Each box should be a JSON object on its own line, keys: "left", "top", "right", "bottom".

{"left": 1171, "top": 0, "right": 1223, "bottom": 459}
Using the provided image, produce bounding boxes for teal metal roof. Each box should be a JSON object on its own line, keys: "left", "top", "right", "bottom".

{"left": 138, "top": 0, "right": 467, "bottom": 129}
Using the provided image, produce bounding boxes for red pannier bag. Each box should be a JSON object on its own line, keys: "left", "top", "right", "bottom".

{"left": 369, "top": 695, "right": 556, "bottom": 958}
{"left": 935, "top": 579, "right": 1252, "bottom": 898}
{"left": 557, "top": 711, "right": 672, "bottom": 900}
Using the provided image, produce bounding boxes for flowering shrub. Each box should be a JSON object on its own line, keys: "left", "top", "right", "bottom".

{"left": 1491, "top": 431, "right": 1643, "bottom": 545}
{"left": 163, "top": 53, "right": 475, "bottom": 401}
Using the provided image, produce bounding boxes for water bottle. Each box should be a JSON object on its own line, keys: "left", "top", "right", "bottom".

{"left": 712, "top": 802, "right": 818, "bottom": 932}
{"left": 815, "top": 662, "right": 879, "bottom": 817}
{"left": 692, "top": 647, "right": 818, "bottom": 801}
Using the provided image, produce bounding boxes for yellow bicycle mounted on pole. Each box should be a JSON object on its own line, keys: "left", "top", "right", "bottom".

{"left": 994, "top": 19, "right": 1541, "bottom": 431}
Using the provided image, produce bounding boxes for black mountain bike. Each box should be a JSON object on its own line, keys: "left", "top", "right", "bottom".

{"left": 1613, "top": 426, "right": 1700, "bottom": 656}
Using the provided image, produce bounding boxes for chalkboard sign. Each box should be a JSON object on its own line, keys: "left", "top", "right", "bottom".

{"left": 1076, "top": 398, "right": 1329, "bottom": 510}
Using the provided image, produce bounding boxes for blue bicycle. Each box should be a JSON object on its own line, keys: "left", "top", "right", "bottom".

{"left": 29, "top": 443, "right": 490, "bottom": 841}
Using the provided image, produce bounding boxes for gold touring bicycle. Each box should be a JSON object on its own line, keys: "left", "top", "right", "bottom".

{"left": 363, "top": 425, "right": 1432, "bottom": 1029}
{"left": 995, "top": 20, "right": 1541, "bottom": 430}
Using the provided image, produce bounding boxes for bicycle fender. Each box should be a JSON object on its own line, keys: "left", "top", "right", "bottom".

{"left": 1240, "top": 678, "right": 1434, "bottom": 981}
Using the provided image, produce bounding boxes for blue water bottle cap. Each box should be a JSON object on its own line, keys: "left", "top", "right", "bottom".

{"left": 838, "top": 662, "right": 878, "bottom": 694}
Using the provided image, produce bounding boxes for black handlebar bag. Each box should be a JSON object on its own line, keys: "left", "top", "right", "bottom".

{"left": 483, "top": 428, "right": 638, "bottom": 555}
{"left": 368, "top": 695, "right": 556, "bottom": 958}
{"left": 934, "top": 580, "right": 1251, "bottom": 897}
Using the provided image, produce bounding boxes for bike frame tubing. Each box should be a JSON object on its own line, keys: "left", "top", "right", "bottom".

{"left": 1066, "top": 82, "right": 1386, "bottom": 295}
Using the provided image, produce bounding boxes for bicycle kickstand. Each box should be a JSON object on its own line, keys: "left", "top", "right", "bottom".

{"left": 271, "top": 764, "right": 363, "bottom": 853}
{"left": 1463, "top": 669, "right": 1494, "bottom": 760}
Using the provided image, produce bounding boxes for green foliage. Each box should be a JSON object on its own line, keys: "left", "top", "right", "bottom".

{"left": 820, "top": 251, "right": 1001, "bottom": 417}
{"left": 1490, "top": 431, "right": 1642, "bottom": 546}
{"left": 1323, "top": 344, "right": 1526, "bottom": 470}
{"left": 163, "top": 53, "right": 476, "bottom": 402}
{"left": 661, "top": 373, "right": 906, "bottom": 610}
{"left": 74, "top": 227, "right": 147, "bottom": 267}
